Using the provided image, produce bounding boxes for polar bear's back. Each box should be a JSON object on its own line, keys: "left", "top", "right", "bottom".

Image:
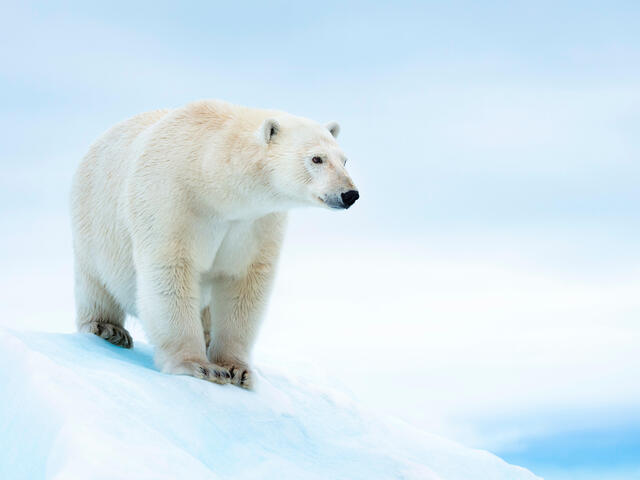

{"left": 71, "top": 108, "right": 170, "bottom": 237}
{"left": 72, "top": 109, "right": 170, "bottom": 204}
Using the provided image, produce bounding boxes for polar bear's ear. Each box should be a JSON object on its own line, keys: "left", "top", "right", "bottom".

{"left": 261, "top": 118, "right": 280, "bottom": 144}
{"left": 326, "top": 121, "right": 340, "bottom": 138}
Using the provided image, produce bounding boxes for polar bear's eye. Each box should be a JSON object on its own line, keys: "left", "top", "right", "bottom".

{"left": 312, "top": 156, "right": 323, "bottom": 165}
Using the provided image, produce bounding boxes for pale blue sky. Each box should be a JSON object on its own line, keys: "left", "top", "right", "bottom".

{"left": 1, "top": 2, "right": 639, "bottom": 479}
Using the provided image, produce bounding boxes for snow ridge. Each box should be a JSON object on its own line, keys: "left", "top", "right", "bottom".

{"left": 0, "top": 329, "right": 539, "bottom": 480}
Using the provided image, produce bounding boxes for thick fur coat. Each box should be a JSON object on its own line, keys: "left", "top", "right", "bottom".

{"left": 70, "top": 100, "right": 358, "bottom": 388}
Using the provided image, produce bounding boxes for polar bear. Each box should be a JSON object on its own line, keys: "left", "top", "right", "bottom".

{"left": 70, "top": 100, "right": 359, "bottom": 389}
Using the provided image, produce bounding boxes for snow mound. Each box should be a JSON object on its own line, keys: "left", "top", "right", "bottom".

{"left": 0, "top": 329, "right": 539, "bottom": 480}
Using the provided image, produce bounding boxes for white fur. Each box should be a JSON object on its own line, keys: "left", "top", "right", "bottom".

{"left": 70, "top": 100, "right": 357, "bottom": 388}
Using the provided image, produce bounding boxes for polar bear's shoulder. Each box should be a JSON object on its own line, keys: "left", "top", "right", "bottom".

{"left": 108, "top": 102, "right": 233, "bottom": 138}
{"left": 169, "top": 99, "right": 240, "bottom": 130}
{"left": 170, "top": 99, "right": 281, "bottom": 132}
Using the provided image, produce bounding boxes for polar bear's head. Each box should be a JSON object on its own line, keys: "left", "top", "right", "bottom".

{"left": 258, "top": 115, "right": 359, "bottom": 210}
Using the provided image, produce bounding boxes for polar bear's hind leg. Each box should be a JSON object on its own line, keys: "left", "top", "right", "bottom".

{"left": 75, "top": 267, "right": 132, "bottom": 349}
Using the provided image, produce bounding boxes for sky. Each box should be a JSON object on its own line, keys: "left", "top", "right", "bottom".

{"left": 1, "top": 2, "right": 639, "bottom": 479}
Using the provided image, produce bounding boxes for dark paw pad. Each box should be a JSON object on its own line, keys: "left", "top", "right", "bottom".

{"left": 224, "top": 363, "right": 253, "bottom": 389}
{"left": 88, "top": 321, "right": 133, "bottom": 349}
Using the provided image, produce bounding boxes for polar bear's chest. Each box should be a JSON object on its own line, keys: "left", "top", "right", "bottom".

{"left": 195, "top": 219, "right": 259, "bottom": 281}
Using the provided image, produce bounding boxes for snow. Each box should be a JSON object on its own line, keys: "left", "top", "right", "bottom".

{"left": 0, "top": 328, "right": 539, "bottom": 480}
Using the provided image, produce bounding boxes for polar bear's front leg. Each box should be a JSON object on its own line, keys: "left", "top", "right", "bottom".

{"left": 136, "top": 260, "right": 230, "bottom": 384}
{"left": 207, "top": 262, "right": 275, "bottom": 389}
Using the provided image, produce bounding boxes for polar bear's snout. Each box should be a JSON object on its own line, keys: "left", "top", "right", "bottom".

{"left": 314, "top": 156, "right": 359, "bottom": 210}
{"left": 323, "top": 189, "right": 359, "bottom": 209}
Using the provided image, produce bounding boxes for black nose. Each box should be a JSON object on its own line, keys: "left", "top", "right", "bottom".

{"left": 341, "top": 190, "right": 359, "bottom": 208}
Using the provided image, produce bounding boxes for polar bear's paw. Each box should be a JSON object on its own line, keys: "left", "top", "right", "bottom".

{"left": 86, "top": 320, "right": 133, "bottom": 349}
{"left": 168, "top": 359, "right": 231, "bottom": 385}
{"left": 219, "top": 362, "right": 253, "bottom": 390}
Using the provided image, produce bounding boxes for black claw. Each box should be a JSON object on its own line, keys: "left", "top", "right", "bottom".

{"left": 229, "top": 366, "right": 236, "bottom": 378}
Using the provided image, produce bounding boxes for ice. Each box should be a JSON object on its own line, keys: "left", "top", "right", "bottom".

{"left": 0, "top": 328, "right": 539, "bottom": 480}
